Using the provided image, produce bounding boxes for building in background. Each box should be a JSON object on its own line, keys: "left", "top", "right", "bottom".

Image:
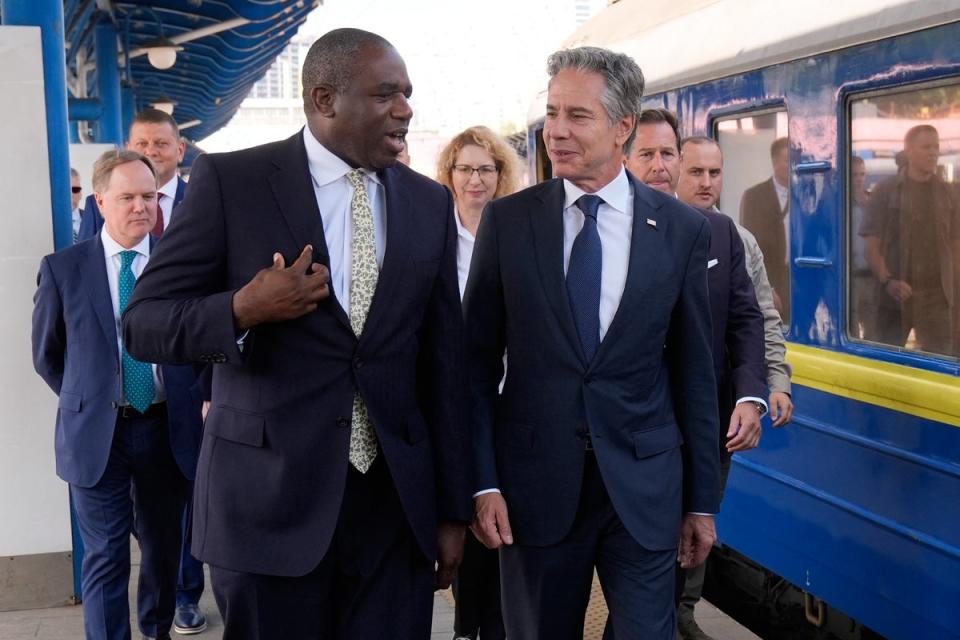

{"left": 199, "top": 0, "right": 608, "bottom": 176}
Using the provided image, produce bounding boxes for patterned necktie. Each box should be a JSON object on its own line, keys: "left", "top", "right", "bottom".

{"left": 345, "top": 169, "right": 379, "bottom": 473}
{"left": 151, "top": 193, "right": 165, "bottom": 237}
{"left": 118, "top": 250, "right": 155, "bottom": 413}
{"left": 567, "top": 195, "right": 604, "bottom": 362}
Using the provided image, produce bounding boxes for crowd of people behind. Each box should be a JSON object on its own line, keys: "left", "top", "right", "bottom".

{"left": 34, "top": 24, "right": 958, "bottom": 640}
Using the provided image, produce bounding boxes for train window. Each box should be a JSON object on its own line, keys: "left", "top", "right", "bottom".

{"left": 716, "top": 111, "right": 791, "bottom": 325}
{"left": 848, "top": 84, "right": 960, "bottom": 358}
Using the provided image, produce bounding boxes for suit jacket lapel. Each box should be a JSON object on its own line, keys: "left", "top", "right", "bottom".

{"left": 531, "top": 180, "right": 585, "bottom": 366}
{"left": 593, "top": 177, "right": 669, "bottom": 365}
{"left": 267, "top": 132, "right": 352, "bottom": 333}
{"left": 173, "top": 177, "right": 187, "bottom": 208}
{"left": 83, "top": 236, "right": 120, "bottom": 363}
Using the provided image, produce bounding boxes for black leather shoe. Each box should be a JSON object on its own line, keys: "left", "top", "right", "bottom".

{"left": 173, "top": 603, "right": 208, "bottom": 635}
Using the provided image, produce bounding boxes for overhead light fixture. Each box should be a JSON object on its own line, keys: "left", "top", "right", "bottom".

{"left": 152, "top": 95, "right": 177, "bottom": 115}
{"left": 143, "top": 37, "right": 184, "bottom": 70}
{"left": 178, "top": 119, "right": 201, "bottom": 130}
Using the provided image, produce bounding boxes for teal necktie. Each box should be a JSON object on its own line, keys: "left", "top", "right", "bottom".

{"left": 119, "top": 250, "right": 155, "bottom": 413}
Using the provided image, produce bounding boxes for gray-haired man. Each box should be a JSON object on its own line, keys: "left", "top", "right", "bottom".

{"left": 465, "top": 46, "right": 721, "bottom": 639}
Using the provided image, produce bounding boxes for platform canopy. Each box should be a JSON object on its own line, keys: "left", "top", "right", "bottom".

{"left": 61, "top": 0, "right": 318, "bottom": 141}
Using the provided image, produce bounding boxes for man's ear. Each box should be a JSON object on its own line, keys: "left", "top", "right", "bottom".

{"left": 310, "top": 84, "right": 337, "bottom": 117}
{"left": 94, "top": 192, "right": 106, "bottom": 212}
{"left": 615, "top": 113, "right": 636, "bottom": 148}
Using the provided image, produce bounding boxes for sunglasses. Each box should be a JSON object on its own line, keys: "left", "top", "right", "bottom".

{"left": 71, "top": 186, "right": 82, "bottom": 194}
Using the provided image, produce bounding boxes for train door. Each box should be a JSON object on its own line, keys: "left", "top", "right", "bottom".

{"left": 716, "top": 109, "right": 792, "bottom": 328}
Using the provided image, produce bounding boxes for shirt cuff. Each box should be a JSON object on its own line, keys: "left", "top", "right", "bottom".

{"left": 236, "top": 329, "right": 250, "bottom": 352}
{"left": 736, "top": 396, "right": 768, "bottom": 417}
{"left": 473, "top": 488, "right": 501, "bottom": 498}
{"left": 687, "top": 512, "right": 716, "bottom": 516}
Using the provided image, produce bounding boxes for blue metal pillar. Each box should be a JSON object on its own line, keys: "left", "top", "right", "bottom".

{"left": 94, "top": 19, "right": 122, "bottom": 144}
{"left": 0, "top": 0, "right": 73, "bottom": 250}
{"left": 121, "top": 83, "right": 135, "bottom": 140}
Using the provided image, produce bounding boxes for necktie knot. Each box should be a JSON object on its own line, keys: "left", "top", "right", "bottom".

{"left": 120, "top": 249, "right": 137, "bottom": 270}
{"left": 576, "top": 194, "right": 604, "bottom": 221}
{"left": 346, "top": 168, "right": 365, "bottom": 190}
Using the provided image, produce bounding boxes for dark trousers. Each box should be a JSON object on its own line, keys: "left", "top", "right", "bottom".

{"left": 176, "top": 480, "right": 204, "bottom": 607}
{"left": 677, "top": 453, "right": 733, "bottom": 623}
{"left": 453, "top": 534, "right": 505, "bottom": 640}
{"left": 500, "top": 452, "right": 677, "bottom": 640}
{"left": 209, "top": 457, "right": 434, "bottom": 640}
{"left": 70, "top": 408, "right": 185, "bottom": 640}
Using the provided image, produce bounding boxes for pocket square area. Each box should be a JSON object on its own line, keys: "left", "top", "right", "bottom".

{"left": 708, "top": 258, "right": 719, "bottom": 268}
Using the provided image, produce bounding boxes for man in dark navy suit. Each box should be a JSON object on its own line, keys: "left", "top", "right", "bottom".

{"left": 32, "top": 149, "right": 204, "bottom": 640}
{"left": 629, "top": 120, "right": 767, "bottom": 639}
{"left": 76, "top": 108, "right": 206, "bottom": 634}
{"left": 465, "top": 47, "right": 721, "bottom": 639}
{"left": 78, "top": 109, "right": 187, "bottom": 243}
{"left": 122, "top": 29, "right": 471, "bottom": 640}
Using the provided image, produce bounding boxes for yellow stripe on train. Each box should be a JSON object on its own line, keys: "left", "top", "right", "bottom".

{"left": 786, "top": 343, "right": 960, "bottom": 428}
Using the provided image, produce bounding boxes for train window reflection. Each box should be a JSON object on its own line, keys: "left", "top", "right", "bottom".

{"left": 849, "top": 84, "right": 960, "bottom": 358}
{"left": 717, "top": 110, "right": 791, "bottom": 326}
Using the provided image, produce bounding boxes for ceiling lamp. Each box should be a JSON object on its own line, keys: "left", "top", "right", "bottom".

{"left": 143, "top": 37, "right": 184, "bottom": 70}
{"left": 152, "top": 95, "right": 177, "bottom": 115}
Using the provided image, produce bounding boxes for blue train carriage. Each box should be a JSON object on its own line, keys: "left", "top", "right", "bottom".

{"left": 527, "top": 1, "right": 960, "bottom": 638}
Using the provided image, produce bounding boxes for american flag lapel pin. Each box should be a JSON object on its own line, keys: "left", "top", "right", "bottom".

{"left": 646, "top": 218, "right": 657, "bottom": 228}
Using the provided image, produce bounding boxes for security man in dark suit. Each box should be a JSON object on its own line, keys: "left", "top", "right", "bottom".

{"left": 466, "top": 47, "right": 721, "bottom": 639}
{"left": 122, "top": 29, "right": 471, "bottom": 640}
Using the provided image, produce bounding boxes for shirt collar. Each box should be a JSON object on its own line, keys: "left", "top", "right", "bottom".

{"left": 158, "top": 175, "right": 178, "bottom": 200}
{"left": 562, "top": 166, "right": 630, "bottom": 215}
{"left": 101, "top": 226, "right": 150, "bottom": 260}
{"left": 773, "top": 177, "right": 788, "bottom": 198}
{"left": 303, "top": 127, "right": 382, "bottom": 188}
{"left": 453, "top": 206, "right": 475, "bottom": 242}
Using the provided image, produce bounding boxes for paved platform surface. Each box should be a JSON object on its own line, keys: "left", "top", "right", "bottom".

{"left": 0, "top": 545, "right": 759, "bottom": 639}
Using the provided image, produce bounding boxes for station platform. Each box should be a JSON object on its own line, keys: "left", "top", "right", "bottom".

{"left": 0, "top": 545, "right": 759, "bottom": 639}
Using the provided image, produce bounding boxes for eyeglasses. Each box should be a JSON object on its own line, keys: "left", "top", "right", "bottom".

{"left": 71, "top": 186, "right": 82, "bottom": 194}
{"left": 452, "top": 164, "right": 498, "bottom": 178}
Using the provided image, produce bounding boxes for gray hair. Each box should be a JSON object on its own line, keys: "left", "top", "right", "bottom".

{"left": 70, "top": 167, "right": 80, "bottom": 180}
{"left": 302, "top": 28, "right": 393, "bottom": 111}
{"left": 547, "top": 46, "right": 645, "bottom": 151}
{"left": 92, "top": 149, "right": 157, "bottom": 193}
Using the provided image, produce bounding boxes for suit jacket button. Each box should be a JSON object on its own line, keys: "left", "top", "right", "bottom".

{"left": 111, "top": 401, "right": 118, "bottom": 409}
{"left": 336, "top": 417, "right": 351, "bottom": 428}
{"left": 353, "top": 357, "right": 363, "bottom": 369}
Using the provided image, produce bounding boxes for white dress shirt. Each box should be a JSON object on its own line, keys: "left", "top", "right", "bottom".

{"left": 100, "top": 228, "right": 165, "bottom": 403}
{"left": 303, "top": 128, "right": 387, "bottom": 316}
{"left": 453, "top": 207, "right": 476, "bottom": 300}
{"left": 157, "top": 175, "right": 179, "bottom": 228}
{"left": 562, "top": 166, "right": 633, "bottom": 340}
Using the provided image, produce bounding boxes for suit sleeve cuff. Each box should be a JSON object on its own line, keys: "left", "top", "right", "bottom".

{"left": 473, "top": 488, "right": 501, "bottom": 498}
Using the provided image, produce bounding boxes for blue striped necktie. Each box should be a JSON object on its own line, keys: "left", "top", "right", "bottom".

{"left": 118, "top": 250, "right": 155, "bottom": 413}
{"left": 566, "top": 195, "right": 604, "bottom": 362}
